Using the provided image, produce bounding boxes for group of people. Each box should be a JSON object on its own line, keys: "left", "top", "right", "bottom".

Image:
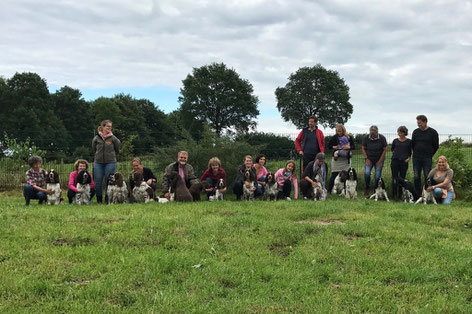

{"left": 23, "top": 115, "right": 455, "bottom": 205}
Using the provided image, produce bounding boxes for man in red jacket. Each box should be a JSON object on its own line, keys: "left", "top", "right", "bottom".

{"left": 295, "top": 116, "right": 325, "bottom": 170}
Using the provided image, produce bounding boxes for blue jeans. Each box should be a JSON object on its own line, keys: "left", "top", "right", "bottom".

{"left": 433, "top": 188, "right": 454, "bottom": 204}
{"left": 93, "top": 162, "right": 117, "bottom": 198}
{"left": 23, "top": 185, "right": 47, "bottom": 205}
{"left": 364, "top": 160, "right": 384, "bottom": 190}
{"left": 413, "top": 157, "right": 433, "bottom": 195}
{"left": 256, "top": 175, "right": 266, "bottom": 196}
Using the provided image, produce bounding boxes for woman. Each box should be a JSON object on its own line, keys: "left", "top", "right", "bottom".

{"left": 23, "top": 155, "right": 52, "bottom": 205}
{"left": 327, "top": 124, "right": 355, "bottom": 193}
{"left": 274, "top": 160, "right": 298, "bottom": 200}
{"left": 92, "top": 120, "right": 121, "bottom": 204}
{"left": 254, "top": 154, "right": 268, "bottom": 196}
{"left": 129, "top": 157, "right": 157, "bottom": 191}
{"left": 68, "top": 159, "right": 96, "bottom": 204}
{"left": 233, "top": 155, "right": 261, "bottom": 200}
{"left": 200, "top": 157, "right": 227, "bottom": 199}
{"left": 391, "top": 126, "right": 412, "bottom": 200}
{"left": 427, "top": 156, "right": 454, "bottom": 204}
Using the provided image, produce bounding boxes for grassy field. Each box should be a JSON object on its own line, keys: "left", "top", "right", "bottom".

{"left": 1, "top": 193, "right": 471, "bottom": 312}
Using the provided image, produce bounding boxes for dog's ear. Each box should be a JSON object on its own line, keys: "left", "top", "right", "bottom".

{"left": 54, "top": 171, "right": 59, "bottom": 183}
{"left": 85, "top": 171, "right": 92, "bottom": 184}
{"left": 115, "top": 173, "right": 124, "bottom": 187}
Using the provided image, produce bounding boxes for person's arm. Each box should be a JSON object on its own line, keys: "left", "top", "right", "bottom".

{"left": 89, "top": 171, "right": 95, "bottom": 189}
{"left": 292, "top": 176, "right": 298, "bottom": 199}
{"left": 432, "top": 129, "right": 439, "bottom": 155}
{"left": 145, "top": 168, "right": 157, "bottom": 185}
{"left": 377, "top": 146, "right": 387, "bottom": 167}
{"left": 295, "top": 130, "right": 304, "bottom": 155}
{"left": 391, "top": 139, "right": 396, "bottom": 152}
{"left": 319, "top": 130, "right": 325, "bottom": 153}
{"left": 113, "top": 137, "right": 121, "bottom": 155}
{"left": 68, "top": 172, "right": 78, "bottom": 192}
{"left": 92, "top": 136, "right": 97, "bottom": 153}
{"left": 200, "top": 168, "right": 209, "bottom": 182}
{"left": 349, "top": 135, "right": 356, "bottom": 150}
{"left": 431, "top": 169, "right": 454, "bottom": 190}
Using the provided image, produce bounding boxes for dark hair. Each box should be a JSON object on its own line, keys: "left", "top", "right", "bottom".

{"left": 28, "top": 156, "right": 43, "bottom": 168}
{"left": 308, "top": 116, "right": 318, "bottom": 122}
{"left": 397, "top": 126, "right": 408, "bottom": 136}
{"left": 255, "top": 154, "right": 266, "bottom": 165}
{"left": 416, "top": 115, "right": 428, "bottom": 123}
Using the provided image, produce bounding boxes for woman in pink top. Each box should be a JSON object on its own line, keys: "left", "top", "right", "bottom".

{"left": 67, "top": 159, "right": 95, "bottom": 204}
{"left": 274, "top": 160, "right": 298, "bottom": 200}
{"left": 254, "top": 154, "right": 268, "bottom": 196}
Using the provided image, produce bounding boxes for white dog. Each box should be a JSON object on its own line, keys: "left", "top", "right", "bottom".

{"left": 369, "top": 178, "right": 389, "bottom": 202}
{"left": 209, "top": 178, "right": 226, "bottom": 201}
{"left": 74, "top": 170, "right": 92, "bottom": 205}
{"left": 415, "top": 178, "right": 437, "bottom": 204}
{"left": 344, "top": 168, "right": 358, "bottom": 199}
{"left": 46, "top": 169, "right": 62, "bottom": 205}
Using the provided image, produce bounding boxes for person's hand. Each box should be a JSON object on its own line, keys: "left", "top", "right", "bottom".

{"left": 311, "top": 181, "right": 319, "bottom": 188}
{"left": 427, "top": 186, "right": 434, "bottom": 192}
{"left": 342, "top": 145, "right": 350, "bottom": 150}
{"left": 404, "top": 158, "right": 410, "bottom": 163}
{"left": 46, "top": 189, "right": 54, "bottom": 195}
{"left": 218, "top": 188, "right": 227, "bottom": 194}
{"left": 164, "top": 192, "right": 170, "bottom": 200}
{"left": 376, "top": 160, "right": 383, "bottom": 168}
{"left": 77, "top": 188, "right": 84, "bottom": 193}
{"left": 146, "top": 179, "right": 153, "bottom": 185}
{"left": 365, "top": 159, "right": 372, "bottom": 166}
{"left": 244, "top": 181, "right": 251, "bottom": 189}
{"left": 299, "top": 151, "right": 304, "bottom": 156}
{"left": 205, "top": 188, "right": 213, "bottom": 192}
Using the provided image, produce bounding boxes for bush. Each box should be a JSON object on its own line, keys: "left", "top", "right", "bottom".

{"left": 235, "top": 132, "right": 296, "bottom": 160}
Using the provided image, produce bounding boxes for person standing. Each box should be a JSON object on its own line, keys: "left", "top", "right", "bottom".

{"left": 92, "top": 120, "right": 121, "bottom": 204}
{"left": 411, "top": 115, "right": 439, "bottom": 195}
{"left": 327, "top": 124, "right": 355, "bottom": 193}
{"left": 362, "top": 125, "right": 387, "bottom": 196}
{"left": 391, "top": 126, "right": 412, "bottom": 201}
{"left": 295, "top": 116, "right": 325, "bottom": 170}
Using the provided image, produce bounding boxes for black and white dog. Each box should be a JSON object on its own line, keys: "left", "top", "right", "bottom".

{"left": 132, "top": 172, "right": 154, "bottom": 203}
{"left": 369, "top": 177, "right": 389, "bottom": 202}
{"left": 416, "top": 178, "right": 437, "bottom": 204}
{"left": 107, "top": 172, "right": 128, "bottom": 204}
{"left": 263, "top": 172, "right": 278, "bottom": 201}
{"left": 75, "top": 170, "right": 92, "bottom": 205}
{"left": 242, "top": 168, "right": 257, "bottom": 201}
{"left": 312, "top": 168, "right": 323, "bottom": 201}
{"left": 344, "top": 168, "right": 358, "bottom": 199}
{"left": 397, "top": 177, "right": 418, "bottom": 203}
{"left": 332, "top": 170, "right": 348, "bottom": 195}
{"left": 46, "top": 169, "right": 62, "bottom": 205}
{"left": 209, "top": 178, "right": 226, "bottom": 201}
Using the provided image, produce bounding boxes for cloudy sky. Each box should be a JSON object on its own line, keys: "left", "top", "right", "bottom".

{"left": 1, "top": 0, "right": 471, "bottom": 137}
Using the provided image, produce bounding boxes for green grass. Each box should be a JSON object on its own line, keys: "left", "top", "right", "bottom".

{"left": 1, "top": 193, "right": 472, "bottom": 312}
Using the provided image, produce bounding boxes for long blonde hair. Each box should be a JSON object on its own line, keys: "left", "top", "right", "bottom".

{"left": 336, "top": 124, "right": 350, "bottom": 138}
{"left": 435, "top": 155, "right": 450, "bottom": 170}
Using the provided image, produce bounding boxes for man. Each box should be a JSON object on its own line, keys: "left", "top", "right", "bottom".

{"left": 299, "top": 152, "right": 328, "bottom": 200}
{"left": 232, "top": 155, "right": 260, "bottom": 200}
{"left": 162, "top": 151, "right": 202, "bottom": 201}
{"left": 411, "top": 115, "right": 439, "bottom": 194}
{"left": 295, "top": 116, "right": 325, "bottom": 169}
{"left": 362, "top": 125, "right": 387, "bottom": 196}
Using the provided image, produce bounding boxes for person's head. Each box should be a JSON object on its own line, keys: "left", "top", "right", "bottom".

{"left": 285, "top": 160, "right": 296, "bottom": 173}
{"left": 255, "top": 154, "right": 266, "bottom": 166}
{"left": 132, "top": 157, "right": 143, "bottom": 172}
{"left": 208, "top": 157, "right": 221, "bottom": 173}
{"left": 435, "top": 155, "right": 449, "bottom": 171}
{"left": 369, "top": 125, "right": 379, "bottom": 138}
{"left": 98, "top": 120, "right": 113, "bottom": 133}
{"left": 397, "top": 126, "right": 408, "bottom": 137}
{"left": 416, "top": 115, "right": 428, "bottom": 130}
{"left": 74, "top": 159, "right": 89, "bottom": 172}
{"left": 177, "top": 151, "right": 188, "bottom": 166}
{"left": 308, "top": 116, "right": 318, "bottom": 129}
{"left": 315, "top": 152, "right": 325, "bottom": 166}
{"left": 335, "top": 124, "right": 349, "bottom": 138}
{"left": 244, "top": 155, "right": 253, "bottom": 168}
{"left": 28, "top": 156, "right": 43, "bottom": 170}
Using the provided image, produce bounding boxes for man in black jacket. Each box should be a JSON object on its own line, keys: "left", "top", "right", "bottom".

{"left": 411, "top": 115, "right": 439, "bottom": 194}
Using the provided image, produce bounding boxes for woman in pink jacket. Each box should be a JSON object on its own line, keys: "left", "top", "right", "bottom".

{"left": 68, "top": 159, "right": 95, "bottom": 204}
{"left": 274, "top": 160, "right": 298, "bottom": 200}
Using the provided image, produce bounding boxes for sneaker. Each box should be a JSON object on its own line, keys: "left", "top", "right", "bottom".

{"left": 303, "top": 196, "right": 308, "bottom": 200}
{"left": 364, "top": 189, "right": 370, "bottom": 196}
{"left": 286, "top": 197, "right": 291, "bottom": 201}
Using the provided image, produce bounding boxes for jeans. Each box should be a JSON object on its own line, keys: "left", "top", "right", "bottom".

{"left": 413, "top": 157, "right": 432, "bottom": 194}
{"left": 256, "top": 175, "right": 266, "bottom": 196}
{"left": 433, "top": 188, "right": 454, "bottom": 204}
{"left": 93, "top": 162, "right": 117, "bottom": 199}
{"left": 23, "top": 185, "right": 47, "bottom": 205}
{"left": 364, "top": 160, "right": 384, "bottom": 190}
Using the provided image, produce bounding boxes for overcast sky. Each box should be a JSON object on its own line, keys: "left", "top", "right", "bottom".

{"left": 1, "top": 0, "right": 471, "bottom": 136}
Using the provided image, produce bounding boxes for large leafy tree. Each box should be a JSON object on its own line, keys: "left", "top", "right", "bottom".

{"left": 179, "top": 62, "right": 260, "bottom": 136}
{"left": 275, "top": 64, "right": 353, "bottom": 129}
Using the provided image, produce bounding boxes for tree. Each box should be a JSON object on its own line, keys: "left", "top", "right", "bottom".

{"left": 275, "top": 64, "right": 353, "bottom": 129}
{"left": 179, "top": 62, "right": 260, "bottom": 137}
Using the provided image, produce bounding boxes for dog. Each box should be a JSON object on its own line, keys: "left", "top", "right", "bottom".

{"left": 242, "top": 168, "right": 257, "bottom": 201}
{"left": 263, "top": 172, "right": 278, "bottom": 201}
{"left": 74, "top": 170, "right": 92, "bottom": 205}
{"left": 107, "top": 172, "right": 128, "bottom": 204}
{"left": 332, "top": 170, "right": 348, "bottom": 195}
{"left": 397, "top": 177, "right": 418, "bottom": 203}
{"left": 369, "top": 177, "right": 389, "bottom": 202}
{"left": 45, "top": 169, "right": 62, "bottom": 205}
{"left": 344, "top": 168, "right": 358, "bottom": 199}
{"left": 132, "top": 172, "right": 154, "bottom": 203}
{"left": 168, "top": 171, "right": 193, "bottom": 202}
{"left": 209, "top": 178, "right": 226, "bottom": 201}
{"left": 415, "top": 178, "right": 437, "bottom": 204}
{"left": 312, "top": 169, "right": 323, "bottom": 201}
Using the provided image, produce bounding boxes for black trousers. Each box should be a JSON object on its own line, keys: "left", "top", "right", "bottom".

{"left": 277, "top": 179, "right": 292, "bottom": 200}
{"left": 390, "top": 159, "right": 408, "bottom": 200}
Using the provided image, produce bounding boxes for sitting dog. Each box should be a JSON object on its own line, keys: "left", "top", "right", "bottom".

{"left": 46, "top": 169, "right": 62, "bottom": 205}
{"left": 263, "top": 172, "right": 278, "bottom": 201}
{"left": 397, "top": 177, "right": 418, "bottom": 203}
{"left": 332, "top": 170, "right": 348, "bottom": 195}
{"left": 415, "top": 178, "right": 437, "bottom": 204}
{"left": 132, "top": 172, "right": 154, "bottom": 203}
{"left": 209, "top": 178, "right": 226, "bottom": 201}
{"left": 369, "top": 177, "right": 389, "bottom": 202}
{"left": 168, "top": 171, "right": 193, "bottom": 202}
{"left": 242, "top": 168, "right": 256, "bottom": 201}
{"left": 312, "top": 169, "right": 323, "bottom": 201}
{"left": 107, "top": 172, "right": 128, "bottom": 204}
{"left": 74, "top": 170, "right": 92, "bottom": 205}
{"left": 344, "top": 168, "right": 357, "bottom": 199}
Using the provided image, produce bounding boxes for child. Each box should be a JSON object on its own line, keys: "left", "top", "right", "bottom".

{"left": 24, "top": 156, "right": 51, "bottom": 205}
{"left": 274, "top": 160, "right": 298, "bottom": 200}
{"left": 333, "top": 125, "right": 352, "bottom": 160}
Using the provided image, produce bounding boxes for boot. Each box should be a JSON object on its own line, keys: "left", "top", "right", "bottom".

{"left": 96, "top": 195, "right": 102, "bottom": 204}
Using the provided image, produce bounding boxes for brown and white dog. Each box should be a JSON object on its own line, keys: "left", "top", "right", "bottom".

{"left": 132, "top": 172, "right": 154, "bottom": 203}
{"left": 46, "top": 169, "right": 62, "bottom": 205}
{"left": 332, "top": 170, "right": 348, "bottom": 195}
{"left": 107, "top": 172, "right": 128, "bottom": 204}
{"left": 242, "top": 168, "right": 257, "bottom": 201}
{"left": 263, "top": 172, "right": 278, "bottom": 201}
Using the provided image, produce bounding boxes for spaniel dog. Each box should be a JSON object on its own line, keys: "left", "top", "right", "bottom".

{"left": 415, "top": 178, "right": 437, "bottom": 204}
{"left": 312, "top": 169, "right": 323, "bottom": 201}
{"left": 332, "top": 170, "right": 348, "bottom": 195}
{"left": 75, "top": 170, "right": 92, "bottom": 205}
{"left": 168, "top": 171, "right": 193, "bottom": 202}
{"left": 242, "top": 169, "right": 256, "bottom": 201}
{"left": 263, "top": 172, "right": 278, "bottom": 201}
{"left": 369, "top": 177, "right": 389, "bottom": 202}
{"left": 107, "top": 172, "right": 128, "bottom": 204}
{"left": 45, "top": 169, "right": 62, "bottom": 205}
{"left": 209, "top": 178, "right": 225, "bottom": 201}
{"left": 344, "top": 168, "right": 358, "bottom": 199}
{"left": 397, "top": 177, "right": 418, "bottom": 203}
{"left": 132, "top": 172, "right": 154, "bottom": 203}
